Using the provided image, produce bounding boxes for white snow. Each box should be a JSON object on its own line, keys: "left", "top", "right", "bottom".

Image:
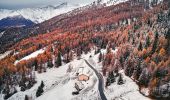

{"left": 0, "top": 0, "right": 129, "bottom": 23}
{"left": 0, "top": 4, "right": 80, "bottom": 23}
{"left": 104, "top": 70, "right": 150, "bottom": 100}
{"left": 7, "top": 58, "right": 99, "bottom": 100}
{"left": 36, "top": 59, "right": 98, "bottom": 100}
{"left": 85, "top": 48, "right": 150, "bottom": 100}
{"left": 0, "top": 0, "right": 94, "bottom": 23}
{"left": 102, "top": 0, "right": 128, "bottom": 6}
{"left": 0, "top": 31, "right": 5, "bottom": 38}
{"left": 141, "top": 88, "right": 150, "bottom": 96}
{"left": 0, "top": 50, "right": 12, "bottom": 60}
{"left": 14, "top": 48, "right": 45, "bottom": 65}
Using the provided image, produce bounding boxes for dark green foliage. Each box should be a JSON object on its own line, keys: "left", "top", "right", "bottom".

{"left": 3, "top": 86, "right": 17, "bottom": 99}
{"left": 95, "top": 48, "right": 100, "bottom": 54}
{"left": 138, "top": 42, "right": 143, "bottom": 51}
{"left": 157, "top": 11, "right": 164, "bottom": 22}
{"left": 134, "top": 25, "right": 140, "bottom": 31}
{"left": 55, "top": 52, "right": 62, "bottom": 67}
{"left": 138, "top": 68, "right": 151, "bottom": 87}
{"left": 151, "top": 31, "right": 158, "bottom": 54}
{"left": 165, "top": 29, "right": 170, "bottom": 55}
{"left": 47, "top": 60, "right": 53, "bottom": 68}
{"left": 27, "top": 81, "right": 34, "bottom": 89}
{"left": 25, "top": 95, "right": 29, "bottom": 100}
{"left": 145, "top": 36, "right": 150, "bottom": 49}
{"left": 20, "top": 83, "right": 26, "bottom": 91}
{"left": 40, "top": 81, "right": 44, "bottom": 88}
{"left": 134, "top": 61, "right": 142, "bottom": 80}
{"left": 98, "top": 51, "right": 102, "bottom": 62}
{"left": 124, "top": 51, "right": 130, "bottom": 60}
{"left": 114, "top": 67, "right": 119, "bottom": 77}
{"left": 106, "top": 72, "right": 115, "bottom": 87}
{"left": 36, "top": 81, "right": 44, "bottom": 97}
{"left": 118, "top": 74, "right": 124, "bottom": 85}
{"left": 154, "top": 68, "right": 168, "bottom": 78}
{"left": 34, "top": 59, "right": 38, "bottom": 71}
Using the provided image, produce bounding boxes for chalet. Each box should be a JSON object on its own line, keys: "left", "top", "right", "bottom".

{"left": 76, "top": 67, "right": 90, "bottom": 81}
{"left": 78, "top": 74, "right": 89, "bottom": 81}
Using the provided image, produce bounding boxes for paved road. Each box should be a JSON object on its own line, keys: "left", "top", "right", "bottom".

{"left": 84, "top": 59, "right": 107, "bottom": 100}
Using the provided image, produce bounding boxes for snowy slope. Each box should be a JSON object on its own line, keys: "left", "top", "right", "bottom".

{"left": 101, "top": 0, "right": 128, "bottom": 6}
{"left": 0, "top": 4, "right": 81, "bottom": 23}
{"left": 36, "top": 60, "right": 99, "bottom": 100}
{"left": 14, "top": 48, "right": 45, "bottom": 65}
{"left": 7, "top": 59, "right": 99, "bottom": 100}
{"left": 0, "top": 0, "right": 128, "bottom": 23}
{"left": 86, "top": 49, "right": 150, "bottom": 100}
{"left": 0, "top": 15, "right": 35, "bottom": 28}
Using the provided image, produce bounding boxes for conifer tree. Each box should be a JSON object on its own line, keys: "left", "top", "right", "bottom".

{"left": 55, "top": 52, "right": 62, "bottom": 67}
{"left": 25, "top": 95, "right": 29, "bottom": 100}
{"left": 145, "top": 36, "right": 150, "bottom": 49}
{"left": 98, "top": 51, "right": 102, "bottom": 62}
{"left": 36, "top": 81, "right": 44, "bottom": 97}
{"left": 118, "top": 74, "right": 124, "bottom": 85}
{"left": 138, "top": 42, "right": 143, "bottom": 51}
{"left": 152, "top": 31, "right": 158, "bottom": 54}
{"left": 47, "top": 60, "right": 53, "bottom": 68}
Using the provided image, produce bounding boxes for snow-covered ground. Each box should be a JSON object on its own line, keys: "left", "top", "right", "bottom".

{"left": 14, "top": 48, "right": 45, "bottom": 65}
{"left": 104, "top": 70, "right": 150, "bottom": 100}
{"left": 102, "top": 0, "right": 128, "bottom": 6}
{"left": 0, "top": 3, "right": 85, "bottom": 23}
{"left": 0, "top": 50, "right": 12, "bottom": 60}
{"left": 7, "top": 57, "right": 99, "bottom": 100}
{"left": 85, "top": 49, "right": 150, "bottom": 100}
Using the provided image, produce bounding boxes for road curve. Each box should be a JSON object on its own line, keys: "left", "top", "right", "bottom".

{"left": 84, "top": 59, "right": 107, "bottom": 100}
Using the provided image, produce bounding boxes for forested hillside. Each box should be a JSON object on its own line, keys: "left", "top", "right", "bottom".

{"left": 0, "top": 0, "right": 169, "bottom": 99}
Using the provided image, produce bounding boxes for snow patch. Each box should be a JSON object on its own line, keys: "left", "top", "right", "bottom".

{"left": 14, "top": 48, "right": 45, "bottom": 65}
{"left": 0, "top": 50, "right": 12, "bottom": 60}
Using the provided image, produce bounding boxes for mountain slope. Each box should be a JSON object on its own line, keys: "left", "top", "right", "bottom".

{"left": 0, "top": 15, "right": 35, "bottom": 29}
{"left": 0, "top": 0, "right": 128, "bottom": 23}
{"left": 0, "top": 3, "right": 79, "bottom": 23}
{"left": 0, "top": 0, "right": 130, "bottom": 53}
{"left": 0, "top": 0, "right": 169, "bottom": 100}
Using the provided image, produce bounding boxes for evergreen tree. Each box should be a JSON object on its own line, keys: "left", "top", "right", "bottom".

{"left": 98, "top": 51, "right": 102, "bottom": 62}
{"left": 109, "top": 72, "right": 115, "bottom": 83}
{"left": 36, "top": 81, "right": 44, "bottom": 97}
{"left": 25, "top": 95, "right": 29, "bottom": 100}
{"left": 40, "top": 81, "right": 44, "bottom": 88}
{"left": 118, "top": 74, "right": 124, "bottom": 85}
{"left": 47, "top": 60, "right": 53, "bottom": 68}
{"left": 165, "top": 28, "right": 170, "bottom": 55}
{"left": 55, "top": 52, "right": 62, "bottom": 67}
{"left": 138, "top": 68, "right": 150, "bottom": 86}
{"left": 114, "top": 67, "right": 119, "bottom": 77}
{"left": 145, "top": 36, "right": 150, "bottom": 48}
{"left": 151, "top": 31, "right": 158, "bottom": 54}
{"left": 138, "top": 42, "right": 143, "bottom": 51}
{"left": 106, "top": 72, "right": 115, "bottom": 87}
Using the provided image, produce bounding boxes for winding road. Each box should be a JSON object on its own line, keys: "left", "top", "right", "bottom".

{"left": 84, "top": 59, "right": 107, "bottom": 100}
